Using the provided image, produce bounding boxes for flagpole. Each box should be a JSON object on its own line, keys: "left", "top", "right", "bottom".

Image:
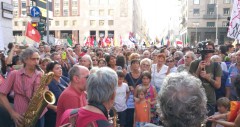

{"left": 46, "top": 0, "right": 49, "bottom": 43}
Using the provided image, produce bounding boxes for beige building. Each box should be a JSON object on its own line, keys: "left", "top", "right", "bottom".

{"left": 179, "top": 0, "right": 232, "bottom": 46}
{"left": 12, "top": 0, "right": 146, "bottom": 45}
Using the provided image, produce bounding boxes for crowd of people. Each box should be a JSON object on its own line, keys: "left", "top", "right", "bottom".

{"left": 0, "top": 40, "right": 239, "bottom": 127}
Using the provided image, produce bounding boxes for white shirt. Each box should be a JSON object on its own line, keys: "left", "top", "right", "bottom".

{"left": 114, "top": 83, "right": 129, "bottom": 112}
{"left": 151, "top": 64, "right": 169, "bottom": 92}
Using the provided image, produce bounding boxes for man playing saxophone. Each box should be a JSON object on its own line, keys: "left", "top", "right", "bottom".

{"left": 0, "top": 47, "right": 46, "bottom": 127}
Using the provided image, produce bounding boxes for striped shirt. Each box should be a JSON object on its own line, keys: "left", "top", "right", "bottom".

{"left": 0, "top": 68, "right": 47, "bottom": 117}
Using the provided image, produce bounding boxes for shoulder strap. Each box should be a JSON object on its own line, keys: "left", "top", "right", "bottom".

{"left": 213, "top": 62, "right": 218, "bottom": 80}
{"left": 96, "top": 119, "right": 111, "bottom": 127}
{"left": 68, "top": 108, "right": 80, "bottom": 127}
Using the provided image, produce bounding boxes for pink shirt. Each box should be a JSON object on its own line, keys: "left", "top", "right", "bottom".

{"left": 60, "top": 108, "right": 108, "bottom": 127}
{"left": 56, "top": 85, "right": 87, "bottom": 127}
{"left": 0, "top": 68, "right": 47, "bottom": 117}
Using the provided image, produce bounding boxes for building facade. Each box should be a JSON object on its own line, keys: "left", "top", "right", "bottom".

{"left": 12, "top": 0, "right": 145, "bottom": 45}
{"left": 179, "top": 0, "right": 232, "bottom": 46}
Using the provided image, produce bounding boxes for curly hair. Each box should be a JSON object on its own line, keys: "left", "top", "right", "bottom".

{"left": 158, "top": 72, "right": 207, "bottom": 127}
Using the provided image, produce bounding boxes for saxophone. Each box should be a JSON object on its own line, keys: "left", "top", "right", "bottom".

{"left": 20, "top": 72, "right": 56, "bottom": 127}
{"left": 108, "top": 107, "right": 120, "bottom": 127}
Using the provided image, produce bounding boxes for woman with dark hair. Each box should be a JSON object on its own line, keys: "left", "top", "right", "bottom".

{"left": 105, "top": 54, "right": 121, "bottom": 71}
{"left": 116, "top": 55, "right": 127, "bottom": 74}
{"left": 125, "top": 59, "right": 142, "bottom": 127}
{"left": 44, "top": 61, "right": 69, "bottom": 127}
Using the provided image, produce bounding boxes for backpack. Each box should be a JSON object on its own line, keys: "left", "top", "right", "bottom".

{"left": 59, "top": 108, "right": 112, "bottom": 127}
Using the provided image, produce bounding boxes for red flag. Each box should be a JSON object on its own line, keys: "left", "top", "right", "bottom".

{"left": 105, "top": 37, "right": 111, "bottom": 46}
{"left": 176, "top": 41, "right": 183, "bottom": 45}
{"left": 25, "top": 22, "right": 41, "bottom": 42}
{"left": 90, "top": 36, "right": 94, "bottom": 47}
{"left": 100, "top": 38, "right": 105, "bottom": 47}
{"left": 167, "top": 39, "right": 170, "bottom": 47}
{"left": 120, "top": 35, "right": 123, "bottom": 46}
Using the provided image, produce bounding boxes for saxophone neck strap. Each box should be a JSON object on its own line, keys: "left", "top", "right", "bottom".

{"left": 88, "top": 101, "right": 108, "bottom": 119}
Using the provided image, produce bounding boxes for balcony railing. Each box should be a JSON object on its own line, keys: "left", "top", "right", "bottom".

{"left": 203, "top": 14, "right": 221, "bottom": 19}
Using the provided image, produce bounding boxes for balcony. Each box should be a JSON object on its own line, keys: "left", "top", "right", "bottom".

{"left": 203, "top": 13, "right": 221, "bottom": 19}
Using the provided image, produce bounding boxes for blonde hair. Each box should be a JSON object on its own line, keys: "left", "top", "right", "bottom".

{"left": 217, "top": 97, "right": 230, "bottom": 109}
{"left": 136, "top": 86, "right": 147, "bottom": 98}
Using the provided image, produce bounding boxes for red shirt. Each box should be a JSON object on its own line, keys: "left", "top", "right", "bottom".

{"left": 59, "top": 108, "right": 109, "bottom": 127}
{"left": 56, "top": 85, "right": 87, "bottom": 127}
{"left": 0, "top": 68, "right": 47, "bottom": 117}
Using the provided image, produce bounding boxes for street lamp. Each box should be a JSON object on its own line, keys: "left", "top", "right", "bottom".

{"left": 193, "top": 22, "right": 199, "bottom": 43}
{"left": 215, "top": 2, "right": 218, "bottom": 45}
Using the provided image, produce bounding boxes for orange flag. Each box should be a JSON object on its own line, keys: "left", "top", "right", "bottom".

{"left": 25, "top": 22, "right": 41, "bottom": 42}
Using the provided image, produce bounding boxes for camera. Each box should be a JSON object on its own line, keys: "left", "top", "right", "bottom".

{"left": 197, "top": 41, "right": 214, "bottom": 60}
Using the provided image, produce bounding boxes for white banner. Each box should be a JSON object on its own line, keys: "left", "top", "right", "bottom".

{"left": 227, "top": 0, "right": 240, "bottom": 39}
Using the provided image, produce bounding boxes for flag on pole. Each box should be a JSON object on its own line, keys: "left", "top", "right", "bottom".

{"left": 22, "top": 37, "right": 27, "bottom": 45}
{"left": 161, "top": 38, "right": 164, "bottom": 45}
{"left": 67, "top": 36, "right": 73, "bottom": 46}
{"left": 227, "top": 0, "right": 240, "bottom": 39}
{"left": 120, "top": 35, "right": 123, "bottom": 46}
{"left": 25, "top": 22, "right": 41, "bottom": 42}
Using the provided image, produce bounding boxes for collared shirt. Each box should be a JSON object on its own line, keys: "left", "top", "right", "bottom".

{"left": 56, "top": 85, "right": 87, "bottom": 127}
{"left": 0, "top": 68, "right": 47, "bottom": 116}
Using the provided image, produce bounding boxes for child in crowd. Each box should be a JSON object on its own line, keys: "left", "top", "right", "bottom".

{"left": 134, "top": 71, "right": 158, "bottom": 124}
{"left": 211, "top": 97, "right": 230, "bottom": 127}
{"left": 114, "top": 70, "right": 129, "bottom": 127}
{"left": 134, "top": 86, "right": 150, "bottom": 127}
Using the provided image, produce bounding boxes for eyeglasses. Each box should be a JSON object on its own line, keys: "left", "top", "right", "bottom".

{"left": 142, "top": 64, "right": 150, "bottom": 67}
{"left": 185, "top": 56, "right": 191, "bottom": 58}
{"left": 84, "top": 75, "right": 89, "bottom": 79}
{"left": 166, "top": 60, "right": 174, "bottom": 63}
{"left": 92, "top": 59, "right": 97, "bottom": 61}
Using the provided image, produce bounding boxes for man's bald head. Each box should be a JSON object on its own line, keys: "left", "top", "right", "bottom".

{"left": 68, "top": 65, "right": 89, "bottom": 81}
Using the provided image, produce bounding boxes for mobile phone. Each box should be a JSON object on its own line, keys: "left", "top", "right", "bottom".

{"left": 19, "top": 46, "right": 27, "bottom": 49}
{"left": 61, "top": 51, "right": 67, "bottom": 60}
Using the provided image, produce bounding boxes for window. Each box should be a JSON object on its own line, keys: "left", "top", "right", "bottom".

{"left": 72, "top": 0, "right": 78, "bottom": 7}
{"left": 99, "top": 20, "right": 104, "bottom": 26}
{"left": 22, "top": 2, "right": 26, "bottom": 8}
{"left": 209, "top": 0, "right": 215, "bottom": 4}
{"left": 90, "top": 20, "right": 96, "bottom": 26}
{"left": 54, "top": 2, "right": 60, "bottom": 8}
{"left": 99, "top": 31, "right": 105, "bottom": 37}
{"left": 72, "top": 8, "right": 78, "bottom": 16}
{"left": 63, "top": 9, "right": 69, "bottom": 16}
{"left": 14, "top": 21, "right": 18, "bottom": 26}
{"left": 72, "top": 20, "right": 77, "bottom": 26}
{"left": 13, "top": 1, "right": 18, "bottom": 7}
{"left": 193, "top": 0, "right": 200, "bottom": 4}
{"left": 108, "top": 9, "right": 114, "bottom": 16}
{"left": 63, "top": 0, "right": 69, "bottom": 7}
{"left": 207, "top": 22, "right": 215, "bottom": 27}
{"left": 54, "top": 10, "right": 60, "bottom": 16}
{"left": 108, "top": 20, "right": 114, "bottom": 26}
{"left": 108, "top": 0, "right": 115, "bottom": 5}
{"left": 14, "top": 11, "right": 18, "bottom": 17}
{"left": 64, "top": 21, "right": 68, "bottom": 26}
{"left": 99, "top": 9, "right": 104, "bottom": 16}
{"left": 22, "top": 11, "right": 26, "bottom": 16}
{"left": 223, "top": 8, "right": 230, "bottom": 15}
{"left": 55, "top": 21, "right": 59, "bottom": 26}
{"left": 89, "top": 10, "right": 96, "bottom": 16}
{"left": 99, "top": 0, "right": 107, "bottom": 5}
{"left": 193, "top": 9, "right": 200, "bottom": 15}
{"left": 207, "top": 8, "right": 215, "bottom": 15}
{"left": 224, "top": 0, "right": 230, "bottom": 4}
{"left": 22, "top": 21, "right": 26, "bottom": 26}
{"left": 89, "top": 0, "right": 98, "bottom": 5}
{"left": 222, "top": 21, "right": 227, "bottom": 27}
